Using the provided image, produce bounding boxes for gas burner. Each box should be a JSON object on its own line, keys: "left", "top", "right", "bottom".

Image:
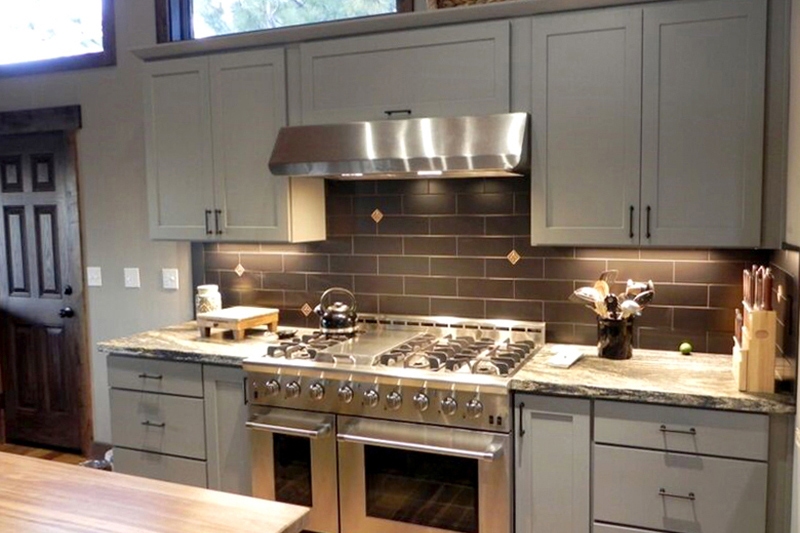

{"left": 373, "top": 333, "right": 536, "bottom": 376}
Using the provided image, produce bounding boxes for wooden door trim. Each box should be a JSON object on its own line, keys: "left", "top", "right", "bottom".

{"left": 0, "top": 106, "right": 82, "bottom": 136}
{"left": 65, "top": 132, "right": 93, "bottom": 457}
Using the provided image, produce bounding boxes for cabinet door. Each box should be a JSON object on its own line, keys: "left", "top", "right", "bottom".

{"left": 204, "top": 365, "right": 251, "bottom": 496}
{"left": 210, "top": 49, "right": 290, "bottom": 242}
{"left": 530, "top": 9, "right": 643, "bottom": 246}
{"left": 515, "top": 395, "right": 591, "bottom": 533}
{"left": 144, "top": 57, "right": 215, "bottom": 240}
{"left": 640, "top": 0, "right": 766, "bottom": 247}
{"left": 299, "top": 21, "right": 510, "bottom": 124}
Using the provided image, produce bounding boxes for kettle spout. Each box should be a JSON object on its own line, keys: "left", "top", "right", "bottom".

{"left": 313, "top": 304, "right": 324, "bottom": 317}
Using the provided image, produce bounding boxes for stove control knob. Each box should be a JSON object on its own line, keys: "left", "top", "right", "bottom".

{"left": 363, "top": 389, "right": 379, "bottom": 408}
{"left": 465, "top": 398, "right": 484, "bottom": 418}
{"left": 385, "top": 391, "right": 402, "bottom": 411}
{"left": 338, "top": 386, "right": 354, "bottom": 403}
{"left": 285, "top": 381, "right": 301, "bottom": 399}
{"left": 412, "top": 393, "right": 430, "bottom": 412}
{"left": 441, "top": 396, "right": 458, "bottom": 416}
{"left": 309, "top": 382, "right": 325, "bottom": 401}
{"left": 264, "top": 379, "right": 281, "bottom": 396}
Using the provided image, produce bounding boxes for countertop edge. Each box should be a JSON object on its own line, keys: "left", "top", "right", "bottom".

{"left": 100, "top": 344, "right": 245, "bottom": 367}
{"left": 509, "top": 379, "right": 796, "bottom": 415}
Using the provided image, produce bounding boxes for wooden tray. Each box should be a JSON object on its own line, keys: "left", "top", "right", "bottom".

{"left": 197, "top": 306, "right": 279, "bottom": 340}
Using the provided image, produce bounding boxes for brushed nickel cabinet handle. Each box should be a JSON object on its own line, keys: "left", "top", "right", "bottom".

{"left": 205, "top": 209, "right": 212, "bottom": 235}
{"left": 141, "top": 420, "right": 166, "bottom": 428}
{"left": 646, "top": 205, "right": 652, "bottom": 239}
{"left": 659, "top": 424, "right": 696, "bottom": 436}
{"left": 137, "top": 373, "right": 163, "bottom": 380}
{"left": 659, "top": 488, "right": 695, "bottom": 501}
{"left": 518, "top": 402, "right": 525, "bottom": 437}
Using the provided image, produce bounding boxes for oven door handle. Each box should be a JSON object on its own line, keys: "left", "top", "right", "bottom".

{"left": 336, "top": 432, "right": 504, "bottom": 462}
{"left": 246, "top": 416, "right": 331, "bottom": 439}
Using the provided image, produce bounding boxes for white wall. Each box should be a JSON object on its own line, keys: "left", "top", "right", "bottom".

{"left": 0, "top": 2, "right": 193, "bottom": 443}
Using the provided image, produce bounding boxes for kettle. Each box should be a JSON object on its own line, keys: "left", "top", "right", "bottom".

{"left": 314, "top": 287, "right": 358, "bottom": 335}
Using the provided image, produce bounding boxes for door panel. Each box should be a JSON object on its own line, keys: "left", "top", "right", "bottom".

{"left": 530, "top": 9, "right": 642, "bottom": 246}
{"left": 210, "top": 49, "right": 289, "bottom": 242}
{"left": 0, "top": 132, "right": 84, "bottom": 451}
{"left": 640, "top": 0, "right": 766, "bottom": 246}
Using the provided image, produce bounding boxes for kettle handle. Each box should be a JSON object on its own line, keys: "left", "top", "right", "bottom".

{"left": 319, "top": 287, "right": 357, "bottom": 312}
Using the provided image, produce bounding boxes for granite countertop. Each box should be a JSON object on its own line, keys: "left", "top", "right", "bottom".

{"left": 99, "top": 324, "right": 795, "bottom": 414}
{"left": 511, "top": 345, "right": 796, "bottom": 414}
{"left": 97, "top": 322, "right": 281, "bottom": 366}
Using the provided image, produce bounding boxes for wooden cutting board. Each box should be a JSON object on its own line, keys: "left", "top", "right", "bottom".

{"left": 197, "top": 306, "right": 279, "bottom": 340}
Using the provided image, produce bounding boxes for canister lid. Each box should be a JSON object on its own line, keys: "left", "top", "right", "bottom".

{"left": 196, "top": 284, "right": 219, "bottom": 294}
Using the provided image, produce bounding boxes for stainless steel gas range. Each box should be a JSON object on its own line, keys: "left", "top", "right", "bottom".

{"left": 243, "top": 314, "right": 545, "bottom": 533}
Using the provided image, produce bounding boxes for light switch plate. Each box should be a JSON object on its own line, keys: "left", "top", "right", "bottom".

{"left": 124, "top": 268, "right": 141, "bottom": 289}
{"left": 162, "top": 268, "right": 179, "bottom": 290}
{"left": 86, "top": 267, "right": 102, "bottom": 287}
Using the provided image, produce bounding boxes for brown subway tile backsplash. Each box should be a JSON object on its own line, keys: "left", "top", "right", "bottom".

{"left": 199, "top": 177, "right": 788, "bottom": 356}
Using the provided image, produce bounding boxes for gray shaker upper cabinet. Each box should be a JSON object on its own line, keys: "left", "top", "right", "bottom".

{"left": 144, "top": 49, "right": 325, "bottom": 242}
{"left": 640, "top": 0, "right": 766, "bottom": 247}
{"left": 298, "top": 21, "right": 510, "bottom": 125}
{"left": 529, "top": 9, "right": 643, "bottom": 246}
{"left": 530, "top": 0, "right": 766, "bottom": 248}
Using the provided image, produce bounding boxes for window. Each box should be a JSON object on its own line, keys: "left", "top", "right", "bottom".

{"left": 157, "top": 0, "right": 413, "bottom": 42}
{"left": 0, "top": 0, "right": 115, "bottom": 76}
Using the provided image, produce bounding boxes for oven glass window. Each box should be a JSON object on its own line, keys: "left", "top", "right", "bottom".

{"left": 364, "top": 445, "right": 479, "bottom": 533}
{"left": 273, "top": 434, "right": 313, "bottom": 507}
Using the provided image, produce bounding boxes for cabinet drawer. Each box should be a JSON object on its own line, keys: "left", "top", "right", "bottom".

{"left": 108, "top": 355, "right": 203, "bottom": 397}
{"left": 113, "top": 447, "right": 207, "bottom": 488}
{"left": 594, "top": 445, "right": 767, "bottom": 533}
{"left": 110, "top": 389, "right": 206, "bottom": 460}
{"left": 594, "top": 401, "right": 768, "bottom": 460}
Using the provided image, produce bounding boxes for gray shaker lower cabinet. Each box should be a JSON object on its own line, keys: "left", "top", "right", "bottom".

{"left": 515, "top": 394, "right": 591, "bottom": 533}
{"left": 204, "top": 364, "right": 251, "bottom": 495}
{"left": 108, "top": 355, "right": 250, "bottom": 494}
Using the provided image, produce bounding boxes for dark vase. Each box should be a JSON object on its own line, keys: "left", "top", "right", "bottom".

{"left": 597, "top": 317, "right": 634, "bottom": 360}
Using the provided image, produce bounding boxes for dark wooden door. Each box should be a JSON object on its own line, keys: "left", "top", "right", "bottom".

{"left": 0, "top": 132, "right": 86, "bottom": 452}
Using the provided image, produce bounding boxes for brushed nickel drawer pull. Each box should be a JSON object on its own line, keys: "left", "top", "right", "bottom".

{"left": 141, "top": 420, "right": 166, "bottom": 428}
{"left": 659, "top": 488, "right": 695, "bottom": 501}
{"left": 659, "top": 424, "right": 696, "bottom": 436}
{"left": 137, "top": 373, "right": 163, "bottom": 380}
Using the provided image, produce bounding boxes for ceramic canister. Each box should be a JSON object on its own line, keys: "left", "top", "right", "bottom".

{"left": 195, "top": 284, "right": 222, "bottom": 314}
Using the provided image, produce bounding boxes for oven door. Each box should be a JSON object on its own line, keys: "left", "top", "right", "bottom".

{"left": 337, "top": 416, "right": 511, "bottom": 533}
{"left": 248, "top": 406, "right": 339, "bottom": 533}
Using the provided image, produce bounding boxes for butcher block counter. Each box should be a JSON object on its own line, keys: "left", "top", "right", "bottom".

{"left": 0, "top": 453, "right": 309, "bottom": 533}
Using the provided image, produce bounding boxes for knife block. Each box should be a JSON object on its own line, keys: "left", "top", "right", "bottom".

{"left": 732, "top": 305, "right": 776, "bottom": 393}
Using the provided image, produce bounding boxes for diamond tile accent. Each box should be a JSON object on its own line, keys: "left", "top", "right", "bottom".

{"left": 301, "top": 303, "right": 313, "bottom": 316}
{"left": 506, "top": 249, "right": 521, "bottom": 265}
{"left": 234, "top": 263, "right": 246, "bottom": 277}
{"left": 371, "top": 209, "right": 384, "bottom": 223}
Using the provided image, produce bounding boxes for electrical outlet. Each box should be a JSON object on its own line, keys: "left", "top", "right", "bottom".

{"left": 124, "top": 268, "right": 141, "bottom": 289}
{"left": 87, "top": 267, "right": 102, "bottom": 287}
{"left": 162, "top": 268, "right": 179, "bottom": 290}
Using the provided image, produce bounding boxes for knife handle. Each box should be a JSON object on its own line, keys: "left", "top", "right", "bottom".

{"left": 763, "top": 269, "right": 773, "bottom": 311}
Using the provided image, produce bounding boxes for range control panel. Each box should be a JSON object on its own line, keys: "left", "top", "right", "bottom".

{"left": 248, "top": 373, "right": 511, "bottom": 433}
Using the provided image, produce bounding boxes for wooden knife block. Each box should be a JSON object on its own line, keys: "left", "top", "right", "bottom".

{"left": 732, "top": 305, "right": 776, "bottom": 393}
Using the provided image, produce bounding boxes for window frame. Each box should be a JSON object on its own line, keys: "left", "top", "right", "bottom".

{"left": 0, "top": 0, "right": 116, "bottom": 78}
{"left": 156, "top": 0, "right": 413, "bottom": 43}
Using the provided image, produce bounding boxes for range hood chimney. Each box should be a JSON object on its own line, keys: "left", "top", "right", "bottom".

{"left": 269, "top": 112, "right": 529, "bottom": 180}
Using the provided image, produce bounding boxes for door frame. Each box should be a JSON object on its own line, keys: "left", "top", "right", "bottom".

{"left": 0, "top": 105, "right": 93, "bottom": 456}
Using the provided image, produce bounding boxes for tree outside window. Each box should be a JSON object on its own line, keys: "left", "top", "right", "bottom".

{"left": 193, "top": 0, "right": 398, "bottom": 38}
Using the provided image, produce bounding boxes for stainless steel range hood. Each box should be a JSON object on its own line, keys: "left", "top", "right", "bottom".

{"left": 268, "top": 113, "right": 529, "bottom": 180}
